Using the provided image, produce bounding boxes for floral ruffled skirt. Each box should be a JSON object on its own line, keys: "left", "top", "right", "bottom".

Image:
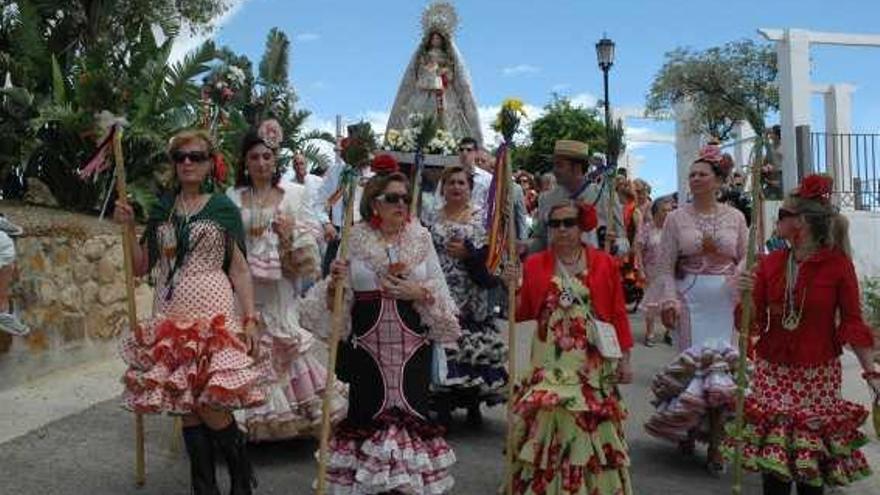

{"left": 721, "top": 358, "right": 871, "bottom": 487}
{"left": 324, "top": 408, "right": 456, "bottom": 494}
{"left": 511, "top": 367, "right": 632, "bottom": 495}
{"left": 120, "top": 314, "right": 264, "bottom": 414}
{"left": 432, "top": 317, "right": 508, "bottom": 410}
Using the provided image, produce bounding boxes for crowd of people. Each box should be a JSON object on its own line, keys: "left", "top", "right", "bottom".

{"left": 99, "top": 116, "right": 880, "bottom": 495}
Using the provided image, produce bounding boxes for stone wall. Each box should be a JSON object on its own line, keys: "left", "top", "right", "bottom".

{"left": 0, "top": 205, "right": 152, "bottom": 389}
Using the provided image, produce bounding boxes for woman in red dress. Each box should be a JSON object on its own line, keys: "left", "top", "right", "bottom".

{"left": 728, "top": 174, "right": 878, "bottom": 494}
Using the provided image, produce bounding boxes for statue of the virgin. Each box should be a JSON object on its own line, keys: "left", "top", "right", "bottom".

{"left": 386, "top": 2, "right": 483, "bottom": 147}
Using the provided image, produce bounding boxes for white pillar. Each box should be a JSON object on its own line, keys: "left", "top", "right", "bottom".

{"left": 825, "top": 84, "right": 855, "bottom": 201}
{"left": 775, "top": 29, "right": 812, "bottom": 192}
{"left": 732, "top": 121, "right": 755, "bottom": 169}
{"left": 674, "top": 100, "right": 701, "bottom": 201}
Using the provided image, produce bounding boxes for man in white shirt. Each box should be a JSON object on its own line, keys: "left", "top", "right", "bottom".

{"left": 314, "top": 156, "right": 373, "bottom": 275}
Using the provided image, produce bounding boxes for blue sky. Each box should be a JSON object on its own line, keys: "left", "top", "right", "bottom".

{"left": 183, "top": 0, "right": 880, "bottom": 195}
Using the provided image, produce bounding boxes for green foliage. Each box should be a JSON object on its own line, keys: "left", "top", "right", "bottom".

{"left": 647, "top": 39, "right": 778, "bottom": 140}
{"left": 0, "top": 3, "right": 331, "bottom": 216}
{"left": 512, "top": 95, "right": 607, "bottom": 173}
{"left": 863, "top": 278, "right": 880, "bottom": 330}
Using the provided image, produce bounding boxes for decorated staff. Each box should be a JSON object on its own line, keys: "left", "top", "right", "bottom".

{"left": 485, "top": 98, "right": 526, "bottom": 495}
{"left": 314, "top": 150, "right": 360, "bottom": 495}
{"left": 729, "top": 141, "right": 765, "bottom": 495}
{"left": 409, "top": 113, "right": 439, "bottom": 218}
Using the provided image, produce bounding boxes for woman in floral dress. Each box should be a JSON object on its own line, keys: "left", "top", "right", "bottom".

{"left": 510, "top": 199, "right": 634, "bottom": 495}
{"left": 300, "top": 172, "right": 461, "bottom": 494}
{"left": 425, "top": 165, "right": 507, "bottom": 426}
{"left": 726, "top": 175, "right": 877, "bottom": 494}
{"left": 228, "top": 122, "right": 346, "bottom": 442}
{"left": 114, "top": 129, "right": 261, "bottom": 494}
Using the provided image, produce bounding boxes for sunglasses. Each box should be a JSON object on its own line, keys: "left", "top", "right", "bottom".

{"left": 547, "top": 217, "right": 579, "bottom": 229}
{"left": 171, "top": 151, "right": 210, "bottom": 164}
{"left": 777, "top": 208, "right": 798, "bottom": 221}
{"left": 377, "top": 193, "right": 411, "bottom": 205}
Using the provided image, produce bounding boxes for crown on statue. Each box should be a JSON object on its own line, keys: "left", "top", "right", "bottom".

{"left": 422, "top": 1, "right": 458, "bottom": 37}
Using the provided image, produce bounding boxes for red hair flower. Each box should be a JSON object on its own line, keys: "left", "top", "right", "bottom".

{"left": 578, "top": 202, "right": 598, "bottom": 233}
{"left": 371, "top": 153, "right": 399, "bottom": 175}
{"left": 797, "top": 174, "right": 833, "bottom": 204}
{"left": 212, "top": 153, "right": 228, "bottom": 183}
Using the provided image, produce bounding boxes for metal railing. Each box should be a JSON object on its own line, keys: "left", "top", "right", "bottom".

{"left": 810, "top": 132, "right": 880, "bottom": 210}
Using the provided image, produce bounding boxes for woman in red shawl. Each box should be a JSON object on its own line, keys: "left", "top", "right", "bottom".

{"left": 508, "top": 199, "right": 634, "bottom": 494}
{"left": 728, "top": 174, "right": 879, "bottom": 494}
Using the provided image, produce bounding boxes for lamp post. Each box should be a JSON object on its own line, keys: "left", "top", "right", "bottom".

{"left": 596, "top": 35, "right": 615, "bottom": 166}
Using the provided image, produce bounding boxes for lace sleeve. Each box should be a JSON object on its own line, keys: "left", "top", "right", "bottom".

{"left": 413, "top": 233, "right": 462, "bottom": 346}
{"left": 298, "top": 274, "right": 353, "bottom": 342}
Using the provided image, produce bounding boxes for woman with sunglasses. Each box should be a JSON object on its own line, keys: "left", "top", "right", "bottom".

{"left": 113, "top": 129, "right": 262, "bottom": 494}
{"left": 726, "top": 175, "right": 876, "bottom": 494}
{"left": 507, "top": 199, "right": 634, "bottom": 495}
{"left": 300, "top": 172, "right": 461, "bottom": 493}
{"left": 644, "top": 143, "right": 748, "bottom": 476}
{"left": 424, "top": 166, "right": 508, "bottom": 427}
{"left": 227, "top": 121, "right": 346, "bottom": 443}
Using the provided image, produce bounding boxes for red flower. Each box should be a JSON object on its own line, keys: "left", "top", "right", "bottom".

{"left": 798, "top": 174, "right": 833, "bottom": 204}
{"left": 212, "top": 153, "right": 228, "bottom": 183}
{"left": 577, "top": 202, "right": 598, "bottom": 232}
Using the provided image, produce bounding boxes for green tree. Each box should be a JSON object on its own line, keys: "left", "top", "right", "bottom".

{"left": 646, "top": 39, "right": 778, "bottom": 140}
{"left": 512, "top": 95, "right": 607, "bottom": 173}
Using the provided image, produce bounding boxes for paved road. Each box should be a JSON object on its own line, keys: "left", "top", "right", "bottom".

{"left": 0, "top": 316, "right": 877, "bottom": 494}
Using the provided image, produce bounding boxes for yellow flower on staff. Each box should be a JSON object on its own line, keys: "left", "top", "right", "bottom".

{"left": 501, "top": 98, "right": 526, "bottom": 116}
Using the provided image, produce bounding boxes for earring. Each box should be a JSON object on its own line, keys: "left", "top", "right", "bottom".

{"left": 369, "top": 211, "right": 382, "bottom": 230}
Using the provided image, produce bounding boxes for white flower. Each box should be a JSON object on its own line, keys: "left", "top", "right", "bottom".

{"left": 227, "top": 66, "right": 246, "bottom": 86}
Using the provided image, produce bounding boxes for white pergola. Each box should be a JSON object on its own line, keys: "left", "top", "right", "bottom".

{"left": 758, "top": 28, "right": 880, "bottom": 193}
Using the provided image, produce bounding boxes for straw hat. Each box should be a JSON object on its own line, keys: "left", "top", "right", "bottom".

{"left": 552, "top": 140, "right": 590, "bottom": 161}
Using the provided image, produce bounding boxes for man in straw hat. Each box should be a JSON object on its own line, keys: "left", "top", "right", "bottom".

{"left": 530, "top": 139, "right": 628, "bottom": 253}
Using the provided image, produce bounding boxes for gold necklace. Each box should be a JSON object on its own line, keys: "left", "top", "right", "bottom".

{"left": 248, "top": 186, "right": 273, "bottom": 238}
{"left": 782, "top": 251, "right": 808, "bottom": 331}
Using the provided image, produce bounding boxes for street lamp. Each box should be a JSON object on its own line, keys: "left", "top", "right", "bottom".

{"left": 596, "top": 35, "right": 615, "bottom": 165}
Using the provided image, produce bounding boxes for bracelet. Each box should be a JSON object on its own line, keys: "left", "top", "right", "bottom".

{"left": 861, "top": 370, "right": 880, "bottom": 380}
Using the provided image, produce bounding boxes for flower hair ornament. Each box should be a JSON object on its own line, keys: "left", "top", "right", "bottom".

{"left": 371, "top": 153, "right": 400, "bottom": 175}
{"left": 578, "top": 202, "right": 599, "bottom": 233}
{"left": 795, "top": 174, "right": 834, "bottom": 205}
{"left": 257, "top": 119, "right": 283, "bottom": 150}
{"left": 695, "top": 142, "right": 734, "bottom": 178}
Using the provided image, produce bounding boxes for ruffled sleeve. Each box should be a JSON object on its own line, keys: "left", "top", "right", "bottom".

{"left": 298, "top": 269, "right": 353, "bottom": 342}
{"left": 413, "top": 229, "right": 462, "bottom": 346}
{"left": 836, "top": 256, "right": 874, "bottom": 349}
{"left": 280, "top": 188, "right": 321, "bottom": 283}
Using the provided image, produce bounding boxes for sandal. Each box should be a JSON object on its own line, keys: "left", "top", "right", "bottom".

{"left": 644, "top": 335, "right": 656, "bottom": 347}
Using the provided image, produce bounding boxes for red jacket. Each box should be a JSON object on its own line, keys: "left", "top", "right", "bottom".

{"left": 517, "top": 246, "right": 634, "bottom": 351}
{"left": 748, "top": 247, "right": 873, "bottom": 365}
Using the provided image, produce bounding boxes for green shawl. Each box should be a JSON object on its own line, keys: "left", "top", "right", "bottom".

{"left": 143, "top": 193, "right": 246, "bottom": 287}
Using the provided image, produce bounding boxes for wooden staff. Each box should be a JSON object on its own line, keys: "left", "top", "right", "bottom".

{"left": 315, "top": 167, "right": 357, "bottom": 495}
{"left": 410, "top": 150, "right": 425, "bottom": 218}
{"left": 605, "top": 168, "right": 617, "bottom": 254}
{"left": 731, "top": 139, "right": 765, "bottom": 495}
{"left": 503, "top": 144, "right": 519, "bottom": 495}
{"left": 111, "top": 125, "right": 146, "bottom": 486}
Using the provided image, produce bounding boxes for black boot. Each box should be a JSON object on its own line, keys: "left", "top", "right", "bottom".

{"left": 183, "top": 425, "right": 221, "bottom": 495}
{"left": 210, "top": 421, "right": 257, "bottom": 495}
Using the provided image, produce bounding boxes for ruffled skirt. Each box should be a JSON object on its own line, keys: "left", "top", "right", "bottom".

{"left": 722, "top": 359, "right": 872, "bottom": 487}
{"left": 237, "top": 331, "right": 347, "bottom": 441}
{"left": 644, "top": 342, "right": 741, "bottom": 444}
{"left": 511, "top": 368, "right": 632, "bottom": 495}
{"left": 432, "top": 317, "right": 508, "bottom": 409}
{"left": 120, "top": 314, "right": 264, "bottom": 414}
{"left": 323, "top": 408, "right": 455, "bottom": 494}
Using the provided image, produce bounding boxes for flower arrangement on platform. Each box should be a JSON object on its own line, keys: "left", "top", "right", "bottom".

{"left": 383, "top": 113, "right": 458, "bottom": 155}
{"left": 493, "top": 98, "right": 527, "bottom": 143}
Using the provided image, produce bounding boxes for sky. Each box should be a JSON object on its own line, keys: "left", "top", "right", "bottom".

{"left": 178, "top": 0, "right": 880, "bottom": 196}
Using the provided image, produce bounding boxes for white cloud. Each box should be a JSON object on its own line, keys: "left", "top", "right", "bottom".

{"left": 295, "top": 32, "right": 321, "bottom": 42}
{"left": 502, "top": 64, "right": 541, "bottom": 76}
{"left": 626, "top": 126, "right": 676, "bottom": 145}
{"left": 168, "top": 0, "right": 250, "bottom": 63}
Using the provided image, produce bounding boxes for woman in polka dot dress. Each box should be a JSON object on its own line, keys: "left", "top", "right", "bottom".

{"left": 114, "top": 129, "right": 262, "bottom": 495}
{"left": 727, "top": 174, "right": 878, "bottom": 495}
